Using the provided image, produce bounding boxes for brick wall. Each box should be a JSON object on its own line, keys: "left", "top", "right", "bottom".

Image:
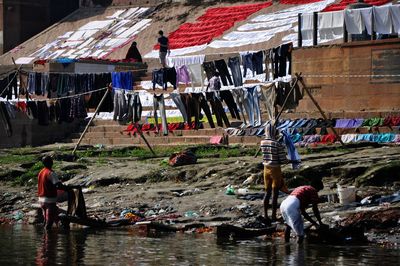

{"left": 292, "top": 39, "right": 400, "bottom": 114}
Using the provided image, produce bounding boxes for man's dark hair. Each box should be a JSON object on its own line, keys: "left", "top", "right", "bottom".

{"left": 42, "top": 156, "right": 53, "bottom": 169}
{"left": 310, "top": 178, "right": 324, "bottom": 192}
{"left": 158, "top": 30, "right": 164, "bottom": 36}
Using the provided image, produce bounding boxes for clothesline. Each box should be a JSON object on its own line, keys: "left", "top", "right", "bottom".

{"left": 26, "top": 68, "right": 149, "bottom": 75}
{"left": 0, "top": 70, "right": 19, "bottom": 98}
{"left": 303, "top": 74, "right": 400, "bottom": 78}
{"left": 1, "top": 87, "right": 108, "bottom": 103}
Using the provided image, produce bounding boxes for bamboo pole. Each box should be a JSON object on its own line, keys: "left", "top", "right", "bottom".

{"left": 296, "top": 73, "right": 345, "bottom": 147}
{"left": 254, "top": 76, "right": 300, "bottom": 158}
{"left": 133, "top": 123, "right": 156, "bottom": 156}
{"left": 72, "top": 87, "right": 110, "bottom": 155}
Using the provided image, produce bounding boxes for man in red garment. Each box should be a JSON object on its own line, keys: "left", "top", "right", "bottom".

{"left": 37, "top": 156, "right": 67, "bottom": 230}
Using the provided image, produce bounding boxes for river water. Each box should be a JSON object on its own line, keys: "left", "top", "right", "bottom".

{"left": 0, "top": 224, "right": 399, "bottom": 265}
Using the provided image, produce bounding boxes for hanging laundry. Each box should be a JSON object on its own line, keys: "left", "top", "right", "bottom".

{"left": 152, "top": 68, "right": 177, "bottom": 90}
{"left": 112, "top": 71, "right": 133, "bottom": 91}
{"left": 187, "top": 64, "right": 205, "bottom": 90}
{"left": 244, "top": 86, "right": 262, "bottom": 126}
{"left": 202, "top": 61, "right": 218, "bottom": 80}
{"left": 153, "top": 94, "right": 168, "bottom": 135}
{"left": 113, "top": 89, "right": 127, "bottom": 121}
{"left": 126, "top": 92, "right": 142, "bottom": 123}
{"left": 191, "top": 92, "right": 215, "bottom": 129}
{"left": 206, "top": 91, "right": 230, "bottom": 127}
{"left": 228, "top": 56, "right": 243, "bottom": 87}
{"left": 0, "top": 72, "right": 18, "bottom": 100}
{"left": 214, "top": 59, "right": 233, "bottom": 86}
{"left": 0, "top": 102, "right": 12, "bottom": 136}
{"left": 176, "top": 65, "right": 191, "bottom": 85}
{"left": 220, "top": 90, "right": 241, "bottom": 121}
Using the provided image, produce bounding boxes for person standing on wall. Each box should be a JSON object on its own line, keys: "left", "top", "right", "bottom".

{"left": 158, "top": 30, "right": 169, "bottom": 68}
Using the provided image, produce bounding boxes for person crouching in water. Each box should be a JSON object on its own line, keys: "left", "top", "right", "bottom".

{"left": 280, "top": 179, "right": 325, "bottom": 243}
{"left": 260, "top": 120, "right": 290, "bottom": 223}
{"left": 38, "top": 156, "right": 67, "bottom": 230}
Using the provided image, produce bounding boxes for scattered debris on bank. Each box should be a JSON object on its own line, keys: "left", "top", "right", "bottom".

{"left": 0, "top": 144, "right": 399, "bottom": 246}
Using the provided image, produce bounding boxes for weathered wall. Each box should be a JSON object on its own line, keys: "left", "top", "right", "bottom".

{"left": 0, "top": 111, "right": 81, "bottom": 148}
{"left": 1, "top": 0, "right": 79, "bottom": 54}
{"left": 292, "top": 39, "right": 400, "bottom": 115}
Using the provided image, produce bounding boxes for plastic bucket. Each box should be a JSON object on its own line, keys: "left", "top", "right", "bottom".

{"left": 337, "top": 186, "right": 356, "bottom": 204}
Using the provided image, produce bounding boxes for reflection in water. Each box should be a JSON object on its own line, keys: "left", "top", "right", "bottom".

{"left": 0, "top": 225, "right": 399, "bottom": 265}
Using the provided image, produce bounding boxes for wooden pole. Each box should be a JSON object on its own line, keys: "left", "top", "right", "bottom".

{"left": 134, "top": 123, "right": 156, "bottom": 156}
{"left": 254, "top": 76, "right": 300, "bottom": 158}
{"left": 296, "top": 73, "right": 345, "bottom": 147}
{"left": 72, "top": 87, "right": 110, "bottom": 155}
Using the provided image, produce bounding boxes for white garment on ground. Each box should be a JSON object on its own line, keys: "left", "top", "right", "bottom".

{"left": 237, "top": 17, "right": 298, "bottom": 31}
{"left": 77, "top": 37, "right": 95, "bottom": 50}
{"left": 143, "top": 45, "right": 207, "bottom": 58}
{"left": 345, "top": 9, "right": 364, "bottom": 34}
{"left": 119, "top": 19, "right": 152, "bottom": 38}
{"left": 109, "top": 20, "right": 131, "bottom": 31}
{"left": 107, "top": 10, "right": 126, "bottom": 19}
{"left": 167, "top": 55, "right": 205, "bottom": 67}
{"left": 15, "top": 57, "right": 35, "bottom": 64}
{"left": 59, "top": 31, "right": 74, "bottom": 39}
{"left": 120, "top": 7, "right": 139, "bottom": 18}
{"left": 78, "top": 20, "right": 114, "bottom": 31}
{"left": 223, "top": 25, "right": 293, "bottom": 41}
{"left": 67, "top": 30, "right": 99, "bottom": 41}
{"left": 280, "top": 195, "right": 304, "bottom": 237}
{"left": 318, "top": 10, "right": 344, "bottom": 40}
{"left": 390, "top": 5, "right": 400, "bottom": 33}
{"left": 341, "top": 134, "right": 358, "bottom": 143}
{"left": 209, "top": 35, "right": 274, "bottom": 48}
{"left": 374, "top": 5, "right": 393, "bottom": 34}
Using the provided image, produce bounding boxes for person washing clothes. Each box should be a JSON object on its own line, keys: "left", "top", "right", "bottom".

{"left": 260, "top": 120, "right": 290, "bottom": 223}
{"left": 37, "top": 155, "right": 68, "bottom": 230}
{"left": 280, "top": 179, "right": 325, "bottom": 244}
{"left": 157, "top": 30, "right": 169, "bottom": 68}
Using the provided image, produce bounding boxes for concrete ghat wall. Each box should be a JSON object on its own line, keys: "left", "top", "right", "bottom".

{"left": 292, "top": 39, "right": 400, "bottom": 114}
{"left": 0, "top": 111, "right": 80, "bottom": 148}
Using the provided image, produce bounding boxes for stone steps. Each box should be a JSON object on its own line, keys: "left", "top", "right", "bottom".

{"left": 71, "top": 135, "right": 222, "bottom": 146}
{"left": 71, "top": 127, "right": 225, "bottom": 139}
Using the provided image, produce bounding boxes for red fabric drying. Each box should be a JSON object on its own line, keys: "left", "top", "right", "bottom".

{"left": 280, "top": 0, "right": 322, "bottom": 4}
{"left": 320, "top": 134, "right": 337, "bottom": 143}
{"left": 153, "top": 2, "right": 272, "bottom": 50}
{"left": 322, "top": 0, "right": 390, "bottom": 12}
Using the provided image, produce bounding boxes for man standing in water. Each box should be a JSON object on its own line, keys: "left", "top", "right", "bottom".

{"left": 260, "top": 120, "right": 290, "bottom": 223}
{"left": 157, "top": 30, "right": 169, "bottom": 68}
{"left": 280, "top": 180, "right": 325, "bottom": 243}
{"left": 37, "top": 156, "right": 67, "bottom": 230}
